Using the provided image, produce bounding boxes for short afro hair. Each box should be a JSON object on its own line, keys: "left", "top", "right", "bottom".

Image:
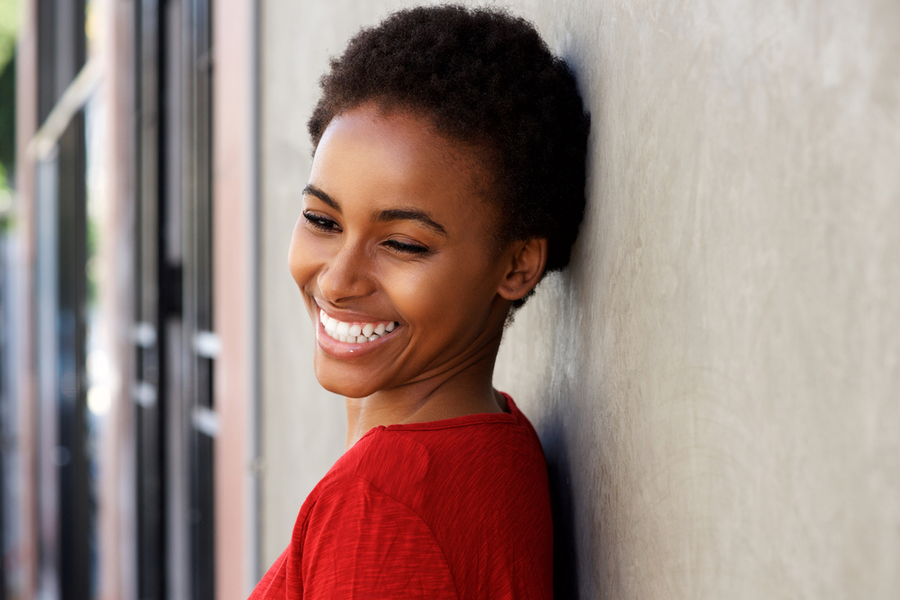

{"left": 309, "top": 5, "right": 590, "bottom": 289}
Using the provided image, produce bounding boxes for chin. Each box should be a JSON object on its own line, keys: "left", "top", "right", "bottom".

{"left": 313, "top": 361, "right": 380, "bottom": 399}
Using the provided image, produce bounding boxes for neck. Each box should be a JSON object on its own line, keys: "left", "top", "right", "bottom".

{"left": 344, "top": 335, "right": 505, "bottom": 449}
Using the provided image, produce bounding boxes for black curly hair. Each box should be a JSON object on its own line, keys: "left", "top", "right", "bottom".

{"left": 309, "top": 5, "right": 590, "bottom": 301}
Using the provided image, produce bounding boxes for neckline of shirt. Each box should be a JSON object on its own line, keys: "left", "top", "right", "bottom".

{"left": 365, "top": 393, "right": 521, "bottom": 435}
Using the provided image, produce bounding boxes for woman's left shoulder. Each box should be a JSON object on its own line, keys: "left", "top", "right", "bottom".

{"left": 383, "top": 399, "right": 545, "bottom": 469}
{"left": 362, "top": 402, "right": 548, "bottom": 500}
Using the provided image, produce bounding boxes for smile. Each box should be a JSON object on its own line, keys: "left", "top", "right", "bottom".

{"left": 319, "top": 309, "right": 399, "bottom": 344}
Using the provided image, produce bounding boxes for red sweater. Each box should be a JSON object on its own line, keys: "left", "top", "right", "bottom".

{"left": 249, "top": 396, "right": 552, "bottom": 599}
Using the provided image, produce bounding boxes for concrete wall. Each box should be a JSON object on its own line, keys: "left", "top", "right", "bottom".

{"left": 259, "top": 0, "right": 900, "bottom": 597}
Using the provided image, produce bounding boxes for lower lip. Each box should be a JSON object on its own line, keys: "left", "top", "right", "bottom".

{"left": 315, "top": 320, "right": 398, "bottom": 359}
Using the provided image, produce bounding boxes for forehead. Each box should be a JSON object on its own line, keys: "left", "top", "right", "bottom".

{"left": 310, "top": 105, "right": 498, "bottom": 232}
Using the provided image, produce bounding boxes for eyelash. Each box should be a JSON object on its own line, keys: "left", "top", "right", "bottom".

{"left": 384, "top": 240, "right": 429, "bottom": 255}
{"left": 303, "top": 211, "right": 341, "bottom": 232}
{"left": 302, "top": 211, "right": 430, "bottom": 256}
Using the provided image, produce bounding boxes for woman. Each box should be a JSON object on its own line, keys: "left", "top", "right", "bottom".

{"left": 251, "top": 5, "right": 589, "bottom": 598}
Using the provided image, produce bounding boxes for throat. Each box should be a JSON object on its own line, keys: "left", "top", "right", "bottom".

{"left": 343, "top": 339, "right": 504, "bottom": 448}
{"left": 343, "top": 383, "right": 503, "bottom": 449}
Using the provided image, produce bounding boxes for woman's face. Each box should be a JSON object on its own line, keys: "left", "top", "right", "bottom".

{"left": 289, "top": 104, "right": 514, "bottom": 398}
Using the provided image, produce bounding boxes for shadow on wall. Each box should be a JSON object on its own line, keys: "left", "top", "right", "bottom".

{"left": 540, "top": 407, "right": 580, "bottom": 600}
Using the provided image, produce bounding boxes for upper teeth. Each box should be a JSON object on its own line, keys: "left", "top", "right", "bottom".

{"left": 319, "top": 310, "right": 397, "bottom": 344}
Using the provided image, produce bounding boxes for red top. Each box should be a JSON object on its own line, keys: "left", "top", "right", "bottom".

{"left": 249, "top": 395, "right": 552, "bottom": 599}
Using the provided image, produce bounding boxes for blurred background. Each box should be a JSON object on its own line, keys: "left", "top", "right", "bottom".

{"left": 2, "top": 0, "right": 258, "bottom": 598}
{"left": 1, "top": 1, "right": 899, "bottom": 600}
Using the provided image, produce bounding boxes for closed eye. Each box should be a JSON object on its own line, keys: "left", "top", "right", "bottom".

{"left": 303, "top": 210, "right": 341, "bottom": 233}
{"left": 383, "top": 239, "right": 429, "bottom": 255}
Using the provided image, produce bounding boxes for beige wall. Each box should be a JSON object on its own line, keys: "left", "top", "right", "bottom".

{"left": 260, "top": 0, "right": 900, "bottom": 597}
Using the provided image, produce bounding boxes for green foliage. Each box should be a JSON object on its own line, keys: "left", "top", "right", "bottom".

{"left": 0, "top": 0, "right": 17, "bottom": 179}
{"left": 0, "top": 54, "right": 14, "bottom": 172}
{"left": 0, "top": 0, "right": 17, "bottom": 70}
{"left": 0, "top": 162, "right": 12, "bottom": 231}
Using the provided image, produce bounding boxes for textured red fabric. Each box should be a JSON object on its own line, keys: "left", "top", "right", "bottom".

{"left": 249, "top": 395, "right": 553, "bottom": 599}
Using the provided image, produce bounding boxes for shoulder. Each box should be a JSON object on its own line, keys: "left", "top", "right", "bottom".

{"left": 300, "top": 477, "right": 459, "bottom": 598}
{"left": 305, "top": 397, "right": 553, "bottom": 598}
{"left": 347, "top": 399, "right": 549, "bottom": 512}
{"left": 255, "top": 398, "right": 553, "bottom": 599}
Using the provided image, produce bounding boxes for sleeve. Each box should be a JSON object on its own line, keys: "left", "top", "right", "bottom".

{"left": 301, "top": 477, "right": 459, "bottom": 599}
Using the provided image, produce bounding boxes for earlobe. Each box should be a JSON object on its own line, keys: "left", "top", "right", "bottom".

{"left": 497, "top": 238, "right": 548, "bottom": 301}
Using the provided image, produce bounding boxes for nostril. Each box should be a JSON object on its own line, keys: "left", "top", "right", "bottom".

{"left": 317, "top": 251, "right": 374, "bottom": 302}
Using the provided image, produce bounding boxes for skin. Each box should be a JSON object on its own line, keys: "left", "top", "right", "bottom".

{"left": 288, "top": 103, "right": 548, "bottom": 448}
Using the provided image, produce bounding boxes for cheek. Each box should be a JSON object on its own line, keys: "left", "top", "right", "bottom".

{"left": 288, "top": 221, "right": 317, "bottom": 288}
{"left": 398, "top": 271, "right": 454, "bottom": 321}
{"left": 394, "top": 254, "right": 499, "bottom": 329}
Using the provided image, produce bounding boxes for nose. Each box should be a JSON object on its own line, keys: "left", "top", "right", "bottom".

{"left": 317, "top": 239, "right": 375, "bottom": 304}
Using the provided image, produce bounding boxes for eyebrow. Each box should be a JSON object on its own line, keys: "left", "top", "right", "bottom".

{"left": 302, "top": 184, "right": 340, "bottom": 211}
{"left": 374, "top": 208, "right": 447, "bottom": 237}
{"left": 302, "top": 184, "right": 448, "bottom": 237}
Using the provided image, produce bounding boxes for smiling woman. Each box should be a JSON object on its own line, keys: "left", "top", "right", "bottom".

{"left": 251, "top": 5, "right": 589, "bottom": 599}
{"left": 292, "top": 106, "right": 530, "bottom": 422}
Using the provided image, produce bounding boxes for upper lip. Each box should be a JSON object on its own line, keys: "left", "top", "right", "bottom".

{"left": 314, "top": 300, "right": 397, "bottom": 325}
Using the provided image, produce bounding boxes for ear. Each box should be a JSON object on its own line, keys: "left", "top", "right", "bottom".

{"left": 497, "top": 238, "right": 548, "bottom": 301}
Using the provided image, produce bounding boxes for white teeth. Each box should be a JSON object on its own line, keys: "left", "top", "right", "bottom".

{"left": 318, "top": 310, "right": 398, "bottom": 344}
